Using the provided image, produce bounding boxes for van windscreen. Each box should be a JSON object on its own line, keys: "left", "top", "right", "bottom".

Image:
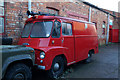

{"left": 21, "top": 23, "right": 33, "bottom": 38}
{"left": 30, "top": 21, "right": 53, "bottom": 38}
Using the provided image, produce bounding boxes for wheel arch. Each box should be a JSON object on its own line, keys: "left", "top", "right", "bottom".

{"left": 47, "top": 54, "right": 67, "bottom": 78}
{"left": 55, "top": 54, "right": 67, "bottom": 66}
{"left": 3, "top": 59, "right": 33, "bottom": 79}
{"left": 89, "top": 49, "right": 95, "bottom": 54}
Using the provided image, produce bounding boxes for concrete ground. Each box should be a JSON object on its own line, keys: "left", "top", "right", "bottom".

{"left": 32, "top": 43, "right": 119, "bottom": 79}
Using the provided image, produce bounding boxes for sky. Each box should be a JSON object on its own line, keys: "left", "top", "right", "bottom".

{"left": 84, "top": 0, "right": 119, "bottom": 12}
{"left": 2, "top": 0, "right": 120, "bottom": 12}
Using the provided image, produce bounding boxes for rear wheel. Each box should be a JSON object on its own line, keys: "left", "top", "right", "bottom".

{"left": 84, "top": 51, "right": 93, "bottom": 63}
{"left": 47, "top": 56, "right": 65, "bottom": 79}
{"left": 5, "top": 63, "right": 32, "bottom": 80}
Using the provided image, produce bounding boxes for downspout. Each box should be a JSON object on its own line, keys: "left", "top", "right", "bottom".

{"left": 28, "top": 0, "right": 31, "bottom": 18}
{"left": 106, "top": 13, "right": 110, "bottom": 45}
{"left": 88, "top": 7, "right": 91, "bottom": 22}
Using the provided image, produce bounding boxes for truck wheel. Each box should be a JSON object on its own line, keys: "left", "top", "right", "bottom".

{"left": 84, "top": 51, "right": 92, "bottom": 63}
{"left": 5, "top": 63, "right": 32, "bottom": 80}
{"left": 48, "top": 56, "right": 65, "bottom": 79}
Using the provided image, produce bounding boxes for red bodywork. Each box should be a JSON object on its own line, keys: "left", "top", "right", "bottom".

{"left": 18, "top": 15, "right": 98, "bottom": 70}
{"left": 112, "top": 29, "right": 119, "bottom": 42}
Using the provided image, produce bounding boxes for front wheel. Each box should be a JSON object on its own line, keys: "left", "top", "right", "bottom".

{"left": 5, "top": 63, "right": 32, "bottom": 80}
{"left": 47, "top": 56, "right": 65, "bottom": 79}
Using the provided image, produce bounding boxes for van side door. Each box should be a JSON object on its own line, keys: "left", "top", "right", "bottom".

{"left": 61, "top": 22, "right": 75, "bottom": 64}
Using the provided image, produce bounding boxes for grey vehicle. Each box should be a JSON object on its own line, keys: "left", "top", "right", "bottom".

{"left": 0, "top": 45, "right": 35, "bottom": 80}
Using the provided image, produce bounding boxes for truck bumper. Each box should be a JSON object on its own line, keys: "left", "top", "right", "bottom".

{"left": 35, "top": 65, "right": 45, "bottom": 70}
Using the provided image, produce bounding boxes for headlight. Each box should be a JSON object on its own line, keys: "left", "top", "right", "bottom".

{"left": 40, "top": 52, "right": 45, "bottom": 59}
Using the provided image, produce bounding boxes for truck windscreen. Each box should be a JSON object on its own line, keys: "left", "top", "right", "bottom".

{"left": 21, "top": 23, "right": 33, "bottom": 38}
{"left": 30, "top": 21, "right": 53, "bottom": 38}
{"left": 21, "top": 21, "right": 53, "bottom": 38}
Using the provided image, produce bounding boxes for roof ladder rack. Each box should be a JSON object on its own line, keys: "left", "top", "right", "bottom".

{"left": 26, "top": 10, "right": 59, "bottom": 17}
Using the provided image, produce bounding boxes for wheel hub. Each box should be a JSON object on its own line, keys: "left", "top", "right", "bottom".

{"left": 53, "top": 63, "right": 60, "bottom": 71}
{"left": 88, "top": 54, "right": 90, "bottom": 57}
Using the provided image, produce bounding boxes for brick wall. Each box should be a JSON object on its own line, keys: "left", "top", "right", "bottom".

{"left": 4, "top": 1, "right": 116, "bottom": 45}
{"left": 5, "top": 2, "right": 28, "bottom": 44}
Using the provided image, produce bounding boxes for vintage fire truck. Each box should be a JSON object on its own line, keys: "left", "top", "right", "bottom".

{"left": 18, "top": 11, "right": 98, "bottom": 78}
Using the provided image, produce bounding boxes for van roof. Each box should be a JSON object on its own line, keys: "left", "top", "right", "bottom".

{"left": 26, "top": 15, "right": 94, "bottom": 25}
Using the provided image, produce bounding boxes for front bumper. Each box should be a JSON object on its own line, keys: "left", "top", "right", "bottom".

{"left": 35, "top": 65, "right": 45, "bottom": 70}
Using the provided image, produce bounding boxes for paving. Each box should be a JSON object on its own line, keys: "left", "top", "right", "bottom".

{"left": 32, "top": 43, "right": 119, "bottom": 80}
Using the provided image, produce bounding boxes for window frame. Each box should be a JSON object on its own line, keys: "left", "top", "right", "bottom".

{"left": 102, "top": 21, "right": 106, "bottom": 35}
{"left": 0, "top": 0, "right": 5, "bottom": 35}
{"left": 30, "top": 21, "right": 53, "bottom": 38}
{"left": 51, "top": 20, "right": 61, "bottom": 38}
{"left": 102, "top": 28, "right": 105, "bottom": 35}
{"left": 21, "top": 23, "right": 33, "bottom": 38}
{"left": 62, "top": 22, "right": 73, "bottom": 36}
{"left": 22, "top": 21, "right": 53, "bottom": 38}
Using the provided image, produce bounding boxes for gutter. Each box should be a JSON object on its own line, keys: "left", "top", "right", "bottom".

{"left": 82, "top": 1, "right": 116, "bottom": 18}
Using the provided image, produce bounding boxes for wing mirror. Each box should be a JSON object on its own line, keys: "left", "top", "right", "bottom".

{"left": 54, "top": 20, "right": 61, "bottom": 28}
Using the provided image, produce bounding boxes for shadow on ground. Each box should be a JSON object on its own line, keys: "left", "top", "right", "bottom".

{"left": 32, "top": 61, "right": 91, "bottom": 80}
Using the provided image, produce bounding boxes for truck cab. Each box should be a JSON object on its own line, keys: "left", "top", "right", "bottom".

{"left": 18, "top": 11, "right": 98, "bottom": 78}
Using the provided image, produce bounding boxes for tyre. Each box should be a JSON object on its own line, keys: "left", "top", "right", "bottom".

{"left": 84, "top": 51, "right": 92, "bottom": 63}
{"left": 5, "top": 63, "right": 32, "bottom": 80}
{"left": 47, "top": 56, "right": 65, "bottom": 79}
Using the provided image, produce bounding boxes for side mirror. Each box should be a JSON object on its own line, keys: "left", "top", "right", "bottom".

{"left": 54, "top": 20, "right": 61, "bottom": 28}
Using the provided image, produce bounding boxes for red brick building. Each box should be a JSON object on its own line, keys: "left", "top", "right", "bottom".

{"left": 0, "top": 1, "right": 119, "bottom": 45}
{"left": 104, "top": 9, "right": 120, "bottom": 43}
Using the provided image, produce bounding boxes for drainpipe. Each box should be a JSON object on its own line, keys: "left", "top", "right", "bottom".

{"left": 28, "top": 0, "right": 31, "bottom": 18}
{"left": 88, "top": 7, "right": 91, "bottom": 22}
{"left": 106, "top": 13, "right": 110, "bottom": 45}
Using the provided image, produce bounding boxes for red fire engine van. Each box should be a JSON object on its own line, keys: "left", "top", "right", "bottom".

{"left": 18, "top": 11, "right": 98, "bottom": 78}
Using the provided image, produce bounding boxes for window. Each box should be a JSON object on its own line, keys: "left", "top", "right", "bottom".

{"left": 62, "top": 23, "right": 72, "bottom": 35}
{"left": 30, "top": 21, "right": 53, "bottom": 38}
{"left": 0, "top": 7, "right": 4, "bottom": 15}
{"left": 0, "top": 0, "right": 4, "bottom": 6}
{"left": 0, "top": 0, "right": 4, "bottom": 33}
{"left": 21, "top": 21, "right": 53, "bottom": 38}
{"left": 46, "top": 7, "right": 59, "bottom": 15}
{"left": 21, "top": 23, "right": 33, "bottom": 38}
{"left": 102, "top": 21, "right": 106, "bottom": 35}
{"left": 102, "top": 28, "right": 105, "bottom": 35}
{"left": 52, "top": 20, "right": 61, "bottom": 38}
